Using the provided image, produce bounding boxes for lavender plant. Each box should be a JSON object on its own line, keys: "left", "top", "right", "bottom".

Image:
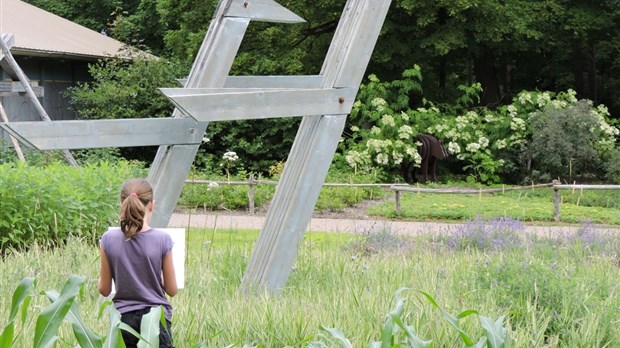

{"left": 441, "top": 216, "right": 525, "bottom": 251}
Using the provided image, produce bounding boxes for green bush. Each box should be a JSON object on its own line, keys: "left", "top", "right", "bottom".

{"left": 0, "top": 161, "right": 144, "bottom": 252}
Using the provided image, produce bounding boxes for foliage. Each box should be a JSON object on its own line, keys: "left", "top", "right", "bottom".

{"left": 2, "top": 222, "right": 619, "bottom": 346}
{"left": 343, "top": 67, "right": 619, "bottom": 184}
{"left": 65, "top": 57, "right": 185, "bottom": 121}
{"left": 0, "top": 161, "right": 144, "bottom": 253}
{"left": 310, "top": 288, "right": 509, "bottom": 348}
{"left": 0, "top": 274, "right": 163, "bottom": 347}
{"left": 342, "top": 66, "right": 425, "bottom": 177}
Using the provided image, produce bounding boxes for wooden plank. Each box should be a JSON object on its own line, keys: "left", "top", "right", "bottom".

{"left": 161, "top": 87, "right": 357, "bottom": 121}
{"left": 224, "top": 75, "right": 323, "bottom": 89}
{"left": 226, "top": 0, "right": 305, "bottom": 23}
{"left": 0, "top": 81, "right": 44, "bottom": 97}
{"left": 0, "top": 118, "right": 203, "bottom": 150}
{"left": 177, "top": 75, "right": 324, "bottom": 89}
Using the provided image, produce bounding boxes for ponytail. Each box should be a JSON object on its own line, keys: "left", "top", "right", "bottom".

{"left": 119, "top": 179, "right": 154, "bottom": 239}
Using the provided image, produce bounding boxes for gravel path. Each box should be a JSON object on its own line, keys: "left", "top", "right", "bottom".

{"left": 168, "top": 212, "right": 616, "bottom": 237}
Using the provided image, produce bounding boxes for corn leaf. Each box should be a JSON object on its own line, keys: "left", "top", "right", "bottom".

{"left": 137, "top": 307, "right": 161, "bottom": 348}
{"left": 33, "top": 276, "right": 84, "bottom": 348}
{"left": 45, "top": 290, "right": 103, "bottom": 348}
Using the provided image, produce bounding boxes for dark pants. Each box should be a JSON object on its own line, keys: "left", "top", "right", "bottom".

{"left": 120, "top": 307, "right": 174, "bottom": 348}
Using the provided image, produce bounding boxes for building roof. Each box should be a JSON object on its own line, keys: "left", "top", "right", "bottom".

{"left": 0, "top": 0, "right": 141, "bottom": 60}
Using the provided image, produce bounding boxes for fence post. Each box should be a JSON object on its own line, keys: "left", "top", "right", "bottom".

{"left": 248, "top": 173, "right": 256, "bottom": 214}
{"left": 552, "top": 179, "right": 560, "bottom": 222}
{"left": 394, "top": 179, "right": 401, "bottom": 216}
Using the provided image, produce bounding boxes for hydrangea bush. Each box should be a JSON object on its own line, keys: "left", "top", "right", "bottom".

{"left": 344, "top": 67, "right": 619, "bottom": 184}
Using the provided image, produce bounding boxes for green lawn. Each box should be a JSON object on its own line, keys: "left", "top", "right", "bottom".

{"left": 368, "top": 188, "right": 620, "bottom": 225}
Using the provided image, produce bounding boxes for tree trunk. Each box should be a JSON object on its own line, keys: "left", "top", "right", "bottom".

{"left": 473, "top": 47, "right": 501, "bottom": 106}
{"left": 587, "top": 44, "right": 597, "bottom": 102}
{"left": 571, "top": 41, "right": 586, "bottom": 97}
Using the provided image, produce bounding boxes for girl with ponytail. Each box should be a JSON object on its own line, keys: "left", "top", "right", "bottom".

{"left": 98, "top": 178, "right": 177, "bottom": 347}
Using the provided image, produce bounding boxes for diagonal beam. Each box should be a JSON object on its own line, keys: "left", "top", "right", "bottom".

{"left": 226, "top": 0, "right": 305, "bottom": 23}
{"left": 0, "top": 118, "right": 203, "bottom": 150}
{"left": 0, "top": 33, "right": 78, "bottom": 166}
{"left": 147, "top": 4, "right": 251, "bottom": 227}
{"left": 241, "top": 0, "right": 393, "bottom": 295}
{"left": 161, "top": 87, "right": 356, "bottom": 122}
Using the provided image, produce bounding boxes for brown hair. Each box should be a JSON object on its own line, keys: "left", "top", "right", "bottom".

{"left": 119, "top": 178, "right": 154, "bottom": 239}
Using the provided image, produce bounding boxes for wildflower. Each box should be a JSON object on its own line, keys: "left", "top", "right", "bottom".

{"left": 222, "top": 151, "right": 238, "bottom": 161}
{"left": 400, "top": 111, "right": 410, "bottom": 121}
{"left": 381, "top": 114, "right": 396, "bottom": 127}
{"left": 517, "top": 92, "right": 532, "bottom": 105}
{"left": 371, "top": 97, "right": 387, "bottom": 110}
{"left": 350, "top": 125, "right": 360, "bottom": 132}
{"left": 495, "top": 139, "right": 507, "bottom": 150}
{"left": 202, "top": 137, "right": 210, "bottom": 143}
{"left": 398, "top": 125, "right": 414, "bottom": 139}
{"left": 370, "top": 126, "right": 382, "bottom": 135}
{"left": 510, "top": 117, "right": 526, "bottom": 131}
{"left": 478, "top": 136, "right": 489, "bottom": 148}
{"left": 466, "top": 142, "right": 480, "bottom": 152}
{"left": 448, "top": 142, "right": 461, "bottom": 154}
{"left": 376, "top": 153, "right": 389, "bottom": 165}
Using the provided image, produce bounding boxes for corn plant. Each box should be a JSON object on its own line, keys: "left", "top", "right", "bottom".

{"left": 0, "top": 276, "right": 162, "bottom": 347}
{"left": 309, "top": 288, "right": 510, "bottom": 348}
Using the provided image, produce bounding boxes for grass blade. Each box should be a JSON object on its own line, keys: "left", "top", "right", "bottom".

{"left": 33, "top": 276, "right": 84, "bottom": 348}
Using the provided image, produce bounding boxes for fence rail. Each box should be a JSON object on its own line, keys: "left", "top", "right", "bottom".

{"left": 185, "top": 175, "right": 404, "bottom": 214}
{"left": 185, "top": 177, "right": 619, "bottom": 221}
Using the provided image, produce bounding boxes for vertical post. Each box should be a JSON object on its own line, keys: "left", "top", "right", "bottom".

{"left": 0, "top": 101, "right": 25, "bottom": 161}
{"left": 395, "top": 187, "right": 401, "bottom": 216}
{"left": 248, "top": 173, "right": 255, "bottom": 215}
{"left": 0, "top": 34, "right": 77, "bottom": 167}
{"left": 552, "top": 179, "right": 560, "bottom": 222}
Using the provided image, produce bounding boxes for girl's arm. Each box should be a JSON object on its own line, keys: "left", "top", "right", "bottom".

{"left": 162, "top": 251, "right": 178, "bottom": 297}
{"left": 98, "top": 247, "right": 113, "bottom": 296}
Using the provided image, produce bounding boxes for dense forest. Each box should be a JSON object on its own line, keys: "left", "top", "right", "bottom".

{"left": 25, "top": 0, "right": 620, "bottom": 112}
{"left": 23, "top": 0, "right": 620, "bottom": 183}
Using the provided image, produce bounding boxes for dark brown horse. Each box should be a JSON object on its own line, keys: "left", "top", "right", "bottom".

{"left": 400, "top": 134, "right": 448, "bottom": 183}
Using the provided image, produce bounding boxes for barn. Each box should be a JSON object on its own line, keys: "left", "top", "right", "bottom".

{"left": 0, "top": 0, "right": 136, "bottom": 126}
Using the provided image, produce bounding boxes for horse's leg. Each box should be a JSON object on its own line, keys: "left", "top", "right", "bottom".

{"left": 400, "top": 160, "right": 414, "bottom": 184}
{"left": 429, "top": 156, "right": 437, "bottom": 182}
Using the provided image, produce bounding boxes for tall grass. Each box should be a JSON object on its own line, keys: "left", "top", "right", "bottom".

{"left": 1, "top": 220, "right": 619, "bottom": 346}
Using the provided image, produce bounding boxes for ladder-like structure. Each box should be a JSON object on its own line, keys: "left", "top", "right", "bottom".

{"left": 1, "top": 0, "right": 392, "bottom": 295}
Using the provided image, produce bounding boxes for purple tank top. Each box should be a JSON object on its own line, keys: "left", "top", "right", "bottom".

{"left": 100, "top": 228, "right": 173, "bottom": 321}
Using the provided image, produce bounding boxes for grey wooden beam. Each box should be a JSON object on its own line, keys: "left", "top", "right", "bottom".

{"left": 0, "top": 33, "right": 77, "bottom": 166}
{"left": 226, "top": 0, "right": 305, "bottom": 23}
{"left": 240, "top": 0, "right": 392, "bottom": 296}
{"left": 161, "top": 87, "right": 356, "bottom": 122}
{"left": 178, "top": 75, "right": 324, "bottom": 89}
{"left": 148, "top": 6, "right": 251, "bottom": 228}
{"left": 0, "top": 118, "right": 203, "bottom": 150}
{"left": 224, "top": 75, "right": 323, "bottom": 89}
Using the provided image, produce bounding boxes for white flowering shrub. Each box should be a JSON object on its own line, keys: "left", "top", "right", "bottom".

{"left": 343, "top": 67, "right": 619, "bottom": 184}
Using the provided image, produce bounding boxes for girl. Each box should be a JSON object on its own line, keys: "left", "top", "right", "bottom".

{"left": 98, "top": 178, "right": 178, "bottom": 347}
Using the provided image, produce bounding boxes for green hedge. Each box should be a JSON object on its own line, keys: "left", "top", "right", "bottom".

{"left": 0, "top": 161, "right": 144, "bottom": 252}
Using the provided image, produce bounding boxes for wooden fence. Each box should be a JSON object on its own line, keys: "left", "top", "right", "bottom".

{"left": 185, "top": 176, "right": 619, "bottom": 221}
{"left": 185, "top": 174, "right": 403, "bottom": 214}
{"left": 390, "top": 180, "right": 620, "bottom": 222}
